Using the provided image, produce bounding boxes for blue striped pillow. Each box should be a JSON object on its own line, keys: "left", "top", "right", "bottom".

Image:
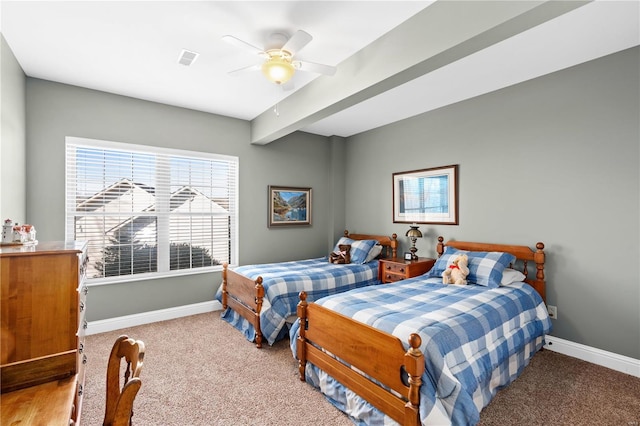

{"left": 425, "top": 246, "right": 459, "bottom": 278}
{"left": 333, "top": 237, "right": 378, "bottom": 264}
{"left": 333, "top": 237, "right": 353, "bottom": 253}
{"left": 426, "top": 247, "right": 515, "bottom": 287}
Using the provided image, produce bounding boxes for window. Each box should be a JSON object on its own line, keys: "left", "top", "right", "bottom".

{"left": 66, "top": 137, "right": 238, "bottom": 284}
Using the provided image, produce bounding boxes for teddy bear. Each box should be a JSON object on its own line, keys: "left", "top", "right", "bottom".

{"left": 442, "top": 254, "right": 469, "bottom": 285}
{"left": 329, "top": 244, "right": 351, "bottom": 264}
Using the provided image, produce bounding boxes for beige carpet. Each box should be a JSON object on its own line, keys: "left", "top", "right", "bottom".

{"left": 82, "top": 312, "right": 640, "bottom": 425}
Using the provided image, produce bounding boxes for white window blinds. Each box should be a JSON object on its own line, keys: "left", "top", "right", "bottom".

{"left": 65, "top": 137, "right": 238, "bottom": 283}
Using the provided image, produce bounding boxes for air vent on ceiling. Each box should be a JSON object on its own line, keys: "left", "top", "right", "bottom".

{"left": 178, "top": 49, "right": 199, "bottom": 66}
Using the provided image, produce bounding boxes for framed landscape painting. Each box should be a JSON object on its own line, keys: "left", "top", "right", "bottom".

{"left": 268, "top": 186, "right": 312, "bottom": 227}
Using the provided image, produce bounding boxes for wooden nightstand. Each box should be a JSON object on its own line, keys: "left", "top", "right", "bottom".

{"left": 379, "top": 257, "right": 436, "bottom": 283}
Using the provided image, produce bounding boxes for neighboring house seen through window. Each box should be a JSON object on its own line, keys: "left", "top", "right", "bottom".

{"left": 66, "top": 137, "right": 238, "bottom": 284}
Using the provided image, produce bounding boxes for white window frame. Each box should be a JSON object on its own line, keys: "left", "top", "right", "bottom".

{"left": 65, "top": 136, "right": 238, "bottom": 286}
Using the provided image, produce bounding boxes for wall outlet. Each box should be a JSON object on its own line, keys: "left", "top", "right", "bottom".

{"left": 547, "top": 305, "right": 557, "bottom": 319}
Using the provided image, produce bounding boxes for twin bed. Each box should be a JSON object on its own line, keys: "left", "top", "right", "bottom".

{"left": 291, "top": 237, "right": 551, "bottom": 425}
{"left": 216, "top": 233, "right": 551, "bottom": 425}
{"left": 217, "top": 231, "right": 398, "bottom": 348}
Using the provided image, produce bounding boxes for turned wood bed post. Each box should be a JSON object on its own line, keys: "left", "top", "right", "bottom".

{"left": 390, "top": 233, "right": 398, "bottom": 258}
{"left": 534, "top": 242, "right": 545, "bottom": 282}
{"left": 254, "top": 277, "right": 264, "bottom": 348}
{"left": 404, "top": 334, "right": 424, "bottom": 426}
{"left": 436, "top": 236, "right": 445, "bottom": 257}
{"left": 296, "top": 291, "right": 308, "bottom": 381}
{"left": 534, "top": 242, "right": 546, "bottom": 302}
{"left": 221, "top": 263, "right": 228, "bottom": 308}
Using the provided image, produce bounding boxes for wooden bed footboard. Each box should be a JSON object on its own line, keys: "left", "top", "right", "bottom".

{"left": 294, "top": 237, "right": 548, "bottom": 424}
{"left": 221, "top": 263, "right": 265, "bottom": 348}
{"left": 296, "top": 292, "right": 424, "bottom": 426}
{"left": 220, "top": 230, "right": 399, "bottom": 348}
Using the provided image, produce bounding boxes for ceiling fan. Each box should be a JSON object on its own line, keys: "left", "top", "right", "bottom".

{"left": 222, "top": 30, "right": 337, "bottom": 86}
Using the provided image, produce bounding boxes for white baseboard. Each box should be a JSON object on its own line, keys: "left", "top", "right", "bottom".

{"left": 88, "top": 305, "right": 639, "bottom": 379}
{"left": 544, "top": 335, "right": 640, "bottom": 378}
{"left": 86, "top": 300, "right": 223, "bottom": 335}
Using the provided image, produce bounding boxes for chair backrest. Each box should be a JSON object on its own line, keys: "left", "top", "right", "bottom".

{"left": 103, "top": 335, "right": 145, "bottom": 426}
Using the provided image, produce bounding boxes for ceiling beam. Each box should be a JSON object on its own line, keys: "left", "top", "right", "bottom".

{"left": 250, "top": 0, "right": 589, "bottom": 145}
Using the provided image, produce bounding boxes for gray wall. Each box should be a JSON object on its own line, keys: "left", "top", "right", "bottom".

{"left": 3, "top": 37, "right": 637, "bottom": 359}
{"left": 24, "top": 79, "right": 339, "bottom": 321}
{"left": 1, "top": 34, "right": 26, "bottom": 223}
{"left": 344, "top": 47, "right": 640, "bottom": 359}
{"left": 327, "top": 136, "right": 347, "bottom": 249}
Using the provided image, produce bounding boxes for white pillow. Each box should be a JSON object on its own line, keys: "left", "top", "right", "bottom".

{"left": 364, "top": 244, "right": 383, "bottom": 263}
{"left": 500, "top": 268, "right": 526, "bottom": 286}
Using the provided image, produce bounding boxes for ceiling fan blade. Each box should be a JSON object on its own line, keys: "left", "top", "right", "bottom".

{"left": 282, "top": 30, "right": 312, "bottom": 55}
{"left": 228, "top": 64, "right": 261, "bottom": 76}
{"left": 294, "top": 60, "right": 337, "bottom": 76}
{"left": 222, "top": 35, "right": 268, "bottom": 58}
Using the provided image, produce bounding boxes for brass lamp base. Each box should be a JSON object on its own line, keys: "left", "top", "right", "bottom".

{"left": 409, "top": 243, "right": 418, "bottom": 260}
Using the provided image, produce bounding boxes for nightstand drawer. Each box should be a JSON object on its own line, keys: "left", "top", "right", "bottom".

{"left": 382, "top": 262, "right": 408, "bottom": 275}
{"left": 381, "top": 271, "right": 405, "bottom": 283}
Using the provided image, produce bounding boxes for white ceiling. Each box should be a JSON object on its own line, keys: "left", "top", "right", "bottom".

{"left": 1, "top": 1, "right": 638, "bottom": 142}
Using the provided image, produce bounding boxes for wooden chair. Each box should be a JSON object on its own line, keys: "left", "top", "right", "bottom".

{"left": 103, "top": 335, "right": 145, "bottom": 426}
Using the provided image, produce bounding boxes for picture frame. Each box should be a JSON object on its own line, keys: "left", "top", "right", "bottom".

{"left": 404, "top": 252, "right": 413, "bottom": 261}
{"left": 268, "top": 185, "right": 312, "bottom": 227}
{"left": 393, "top": 164, "right": 458, "bottom": 225}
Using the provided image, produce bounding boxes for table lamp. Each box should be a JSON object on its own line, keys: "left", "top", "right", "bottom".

{"left": 405, "top": 224, "right": 422, "bottom": 260}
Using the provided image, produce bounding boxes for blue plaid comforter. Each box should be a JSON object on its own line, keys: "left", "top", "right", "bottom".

{"left": 290, "top": 277, "right": 552, "bottom": 425}
{"left": 215, "top": 257, "right": 381, "bottom": 346}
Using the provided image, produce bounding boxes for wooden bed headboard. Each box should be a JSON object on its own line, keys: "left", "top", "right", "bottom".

{"left": 344, "top": 230, "right": 398, "bottom": 259}
{"left": 436, "top": 236, "right": 546, "bottom": 302}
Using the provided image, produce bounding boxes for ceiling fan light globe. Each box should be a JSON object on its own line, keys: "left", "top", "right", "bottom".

{"left": 261, "top": 56, "right": 295, "bottom": 85}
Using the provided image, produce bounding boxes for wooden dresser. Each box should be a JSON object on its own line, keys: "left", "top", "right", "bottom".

{"left": 1, "top": 241, "right": 88, "bottom": 425}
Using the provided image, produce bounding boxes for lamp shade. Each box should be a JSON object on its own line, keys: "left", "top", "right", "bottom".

{"left": 261, "top": 55, "right": 295, "bottom": 85}
{"left": 405, "top": 224, "right": 422, "bottom": 239}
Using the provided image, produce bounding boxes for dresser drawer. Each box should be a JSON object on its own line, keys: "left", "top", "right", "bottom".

{"left": 77, "top": 338, "right": 87, "bottom": 374}
{"left": 72, "top": 377, "right": 83, "bottom": 425}
{"left": 78, "top": 284, "right": 88, "bottom": 330}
